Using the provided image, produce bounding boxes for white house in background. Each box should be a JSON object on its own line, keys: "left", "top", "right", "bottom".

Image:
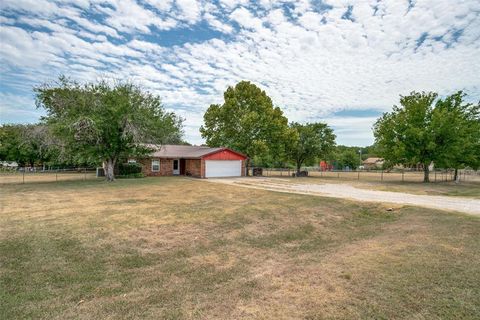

{"left": 0, "top": 161, "right": 18, "bottom": 168}
{"left": 362, "top": 157, "right": 384, "bottom": 169}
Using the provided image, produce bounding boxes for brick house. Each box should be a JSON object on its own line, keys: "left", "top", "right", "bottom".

{"left": 131, "top": 145, "right": 248, "bottom": 178}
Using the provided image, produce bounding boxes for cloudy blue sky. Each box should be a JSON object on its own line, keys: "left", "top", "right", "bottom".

{"left": 1, "top": 0, "right": 479, "bottom": 146}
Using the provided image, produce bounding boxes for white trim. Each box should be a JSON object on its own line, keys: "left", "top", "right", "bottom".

{"left": 151, "top": 159, "right": 160, "bottom": 172}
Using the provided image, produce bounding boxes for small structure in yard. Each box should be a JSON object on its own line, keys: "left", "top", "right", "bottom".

{"left": 293, "top": 170, "right": 308, "bottom": 177}
{"left": 252, "top": 168, "right": 263, "bottom": 176}
{"left": 362, "top": 157, "right": 384, "bottom": 170}
{"left": 130, "top": 145, "right": 247, "bottom": 178}
{"left": 319, "top": 161, "right": 333, "bottom": 171}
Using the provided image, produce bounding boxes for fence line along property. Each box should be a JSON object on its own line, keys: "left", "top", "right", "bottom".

{"left": 2, "top": 166, "right": 478, "bottom": 184}
{"left": 0, "top": 167, "right": 98, "bottom": 184}
{"left": 253, "top": 167, "right": 479, "bottom": 183}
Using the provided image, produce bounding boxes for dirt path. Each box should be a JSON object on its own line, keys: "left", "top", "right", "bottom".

{"left": 207, "top": 177, "right": 480, "bottom": 216}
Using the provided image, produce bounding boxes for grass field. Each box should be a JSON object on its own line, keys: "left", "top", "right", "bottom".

{"left": 1, "top": 177, "right": 480, "bottom": 319}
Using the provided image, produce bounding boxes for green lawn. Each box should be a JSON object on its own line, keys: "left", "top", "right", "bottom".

{"left": 1, "top": 177, "right": 479, "bottom": 319}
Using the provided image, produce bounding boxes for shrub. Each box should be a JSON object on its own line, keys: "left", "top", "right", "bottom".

{"left": 119, "top": 162, "right": 142, "bottom": 175}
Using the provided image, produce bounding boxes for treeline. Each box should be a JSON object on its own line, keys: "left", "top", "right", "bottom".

{"left": 1, "top": 77, "right": 479, "bottom": 182}
{"left": 1, "top": 77, "right": 185, "bottom": 180}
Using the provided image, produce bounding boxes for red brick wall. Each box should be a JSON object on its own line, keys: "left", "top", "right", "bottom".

{"left": 185, "top": 159, "right": 202, "bottom": 177}
{"left": 138, "top": 158, "right": 174, "bottom": 176}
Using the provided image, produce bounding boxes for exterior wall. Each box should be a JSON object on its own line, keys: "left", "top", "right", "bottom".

{"left": 203, "top": 150, "right": 246, "bottom": 161}
{"left": 138, "top": 158, "right": 174, "bottom": 176}
{"left": 136, "top": 149, "right": 247, "bottom": 178}
{"left": 185, "top": 159, "right": 202, "bottom": 177}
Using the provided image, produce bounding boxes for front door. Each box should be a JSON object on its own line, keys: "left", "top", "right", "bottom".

{"left": 173, "top": 159, "right": 180, "bottom": 175}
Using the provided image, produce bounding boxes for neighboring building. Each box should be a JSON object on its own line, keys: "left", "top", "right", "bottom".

{"left": 131, "top": 145, "right": 247, "bottom": 178}
{"left": 0, "top": 161, "right": 18, "bottom": 168}
{"left": 362, "top": 157, "right": 384, "bottom": 169}
{"left": 319, "top": 161, "right": 333, "bottom": 171}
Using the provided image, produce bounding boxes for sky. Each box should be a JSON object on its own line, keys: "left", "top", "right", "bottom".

{"left": 1, "top": 0, "right": 479, "bottom": 146}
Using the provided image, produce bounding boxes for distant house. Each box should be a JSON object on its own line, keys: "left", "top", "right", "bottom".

{"left": 0, "top": 161, "right": 18, "bottom": 168}
{"left": 362, "top": 157, "right": 384, "bottom": 169}
{"left": 130, "top": 145, "right": 247, "bottom": 178}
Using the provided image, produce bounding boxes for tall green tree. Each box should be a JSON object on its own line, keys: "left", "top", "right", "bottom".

{"left": 374, "top": 91, "right": 479, "bottom": 182}
{"left": 288, "top": 122, "right": 336, "bottom": 174}
{"left": 432, "top": 92, "right": 480, "bottom": 179}
{"left": 200, "top": 81, "right": 291, "bottom": 170}
{"left": 35, "top": 77, "right": 183, "bottom": 181}
{"left": 0, "top": 124, "right": 54, "bottom": 167}
{"left": 336, "top": 148, "right": 360, "bottom": 170}
{"left": 374, "top": 92, "right": 438, "bottom": 182}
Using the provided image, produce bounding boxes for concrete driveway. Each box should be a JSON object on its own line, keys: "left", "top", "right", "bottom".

{"left": 206, "top": 177, "right": 480, "bottom": 216}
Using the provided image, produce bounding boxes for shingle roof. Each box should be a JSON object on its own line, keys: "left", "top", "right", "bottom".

{"left": 147, "top": 144, "right": 225, "bottom": 159}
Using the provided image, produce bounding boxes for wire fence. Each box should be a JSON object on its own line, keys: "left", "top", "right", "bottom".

{"left": 0, "top": 167, "right": 99, "bottom": 184}
{"left": 251, "top": 167, "right": 480, "bottom": 183}
{"left": 2, "top": 166, "right": 479, "bottom": 185}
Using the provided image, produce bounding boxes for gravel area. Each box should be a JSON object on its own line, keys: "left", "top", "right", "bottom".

{"left": 207, "top": 177, "right": 480, "bottom": 216}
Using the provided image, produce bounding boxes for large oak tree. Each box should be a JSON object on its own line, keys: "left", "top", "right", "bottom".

{"left": 200, "top": 81, "right": 292, "bottom": 169}
{"left": 374, "top": 91, "right": 479, "bottom": 182}
{"left": 432, "top": 91, "right": 480, "bottom": 179}
{"left": 35, "top": 77, "right": 183, "bottom": 181}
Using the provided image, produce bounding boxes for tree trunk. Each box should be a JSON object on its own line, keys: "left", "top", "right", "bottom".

{"left": 245, "top": 158, "right": 250, "bottom": 176}
{"left": 423, "top": 163, "right": 430, "bottom": 183}
{"left": 104, "top": 158, "right": 116, "bottom": 182}
{"left": 296, "top": 161, "right": 302, "bottom": 176}
{"left": 454, "top": 168, "right": 458, "bottom": 182}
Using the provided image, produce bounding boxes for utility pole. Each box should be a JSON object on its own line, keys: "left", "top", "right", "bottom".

{"left": 358, "top": 149, "right": 362, "bottom": 169}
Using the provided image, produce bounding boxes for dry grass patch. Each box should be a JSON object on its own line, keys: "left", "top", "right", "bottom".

{"left": 1, "top": 177, "right": 479, "bottom": 319}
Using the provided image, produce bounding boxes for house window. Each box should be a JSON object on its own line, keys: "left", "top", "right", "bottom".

{"left": 152, "top": 160, "right": 160, "bottom": 172}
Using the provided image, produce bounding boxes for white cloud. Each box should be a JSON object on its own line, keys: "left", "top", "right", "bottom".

{"left": 229, "top": 7, "right": 263, "bottom": 30}
{"left": 175, "top": 0, "right": 202, "bottom": 23}
{"left": 1, "top": 0, "right": 479, "bottom": 146}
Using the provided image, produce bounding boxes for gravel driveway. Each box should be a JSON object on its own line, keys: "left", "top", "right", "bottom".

{"left": 207, "top": 177, "right": 480, "bottom": 216}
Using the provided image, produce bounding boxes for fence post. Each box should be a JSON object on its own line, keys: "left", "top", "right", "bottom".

{"left": 337, "top": 171, "right": 340, "bottom": 179}
{"left": 381, "top": 170, "right": 383, "bottom": 181}
{"left": 84, "top": 167, "right": 87, "bottom": 181}
{"left": 434, "top": 170, "right": 436, "bottom": 182}
{"left": 56, "top": 169, "right": 58, "bottom": 182}
{"left": 23, "top": 168, "right": 25, "bottom": 184}
{"left": 357, "top": 170, "right": 360, "bottom": 180}
{"left": 402, "top": 169, "right": 404, "bottom": 183}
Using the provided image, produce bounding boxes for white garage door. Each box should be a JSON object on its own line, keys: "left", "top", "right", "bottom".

{"left": 205, "top": 160, "right": 242, "bottom": 178}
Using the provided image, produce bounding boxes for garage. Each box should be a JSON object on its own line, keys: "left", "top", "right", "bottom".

{"left": 139, "top": 145, "right": 247, "bottom": 178}
{"left": 205, "top": 160, "right": 242, "bottom": 178}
